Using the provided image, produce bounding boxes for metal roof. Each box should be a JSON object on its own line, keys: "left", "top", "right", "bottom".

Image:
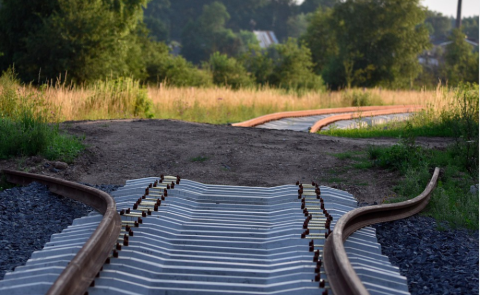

{"left": 253, "top": 30, "right": 279, "bottom": 48}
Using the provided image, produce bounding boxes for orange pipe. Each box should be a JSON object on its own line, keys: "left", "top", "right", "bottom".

{"left": 232, "top": 105, "right": 422, "bottom": 128}
{"left": 309, "top": 106, "right": 423, "bottom": 133}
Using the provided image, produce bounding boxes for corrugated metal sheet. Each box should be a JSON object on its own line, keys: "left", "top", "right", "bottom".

{"left": 253, "top": 31, "right": 279, "bottom": 48}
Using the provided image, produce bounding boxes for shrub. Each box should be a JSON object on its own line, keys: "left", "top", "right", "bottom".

{"left": 269, "top": 39, "right": 325, "bottom": 92}
{"left": 204, "top": 52, "right": 254, "bottom": 89}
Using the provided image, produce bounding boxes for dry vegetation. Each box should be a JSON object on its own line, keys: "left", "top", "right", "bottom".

{"left": 16, "top": 82, "right": 454, "bottom": 124}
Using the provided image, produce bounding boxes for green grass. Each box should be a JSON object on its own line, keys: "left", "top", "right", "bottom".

{"left": 330, "top": 83, "right": 479, "bottom": 230}
{"left": 320, "top": 84, "right": 479, "bottom": 139}
{"left": 319, "top": 120, "right": 456, "bottom": 138}
{"left": 0, "top": 70, "right": 85, "bottom": 164}
{"left": 190, "top": 156, "right": 208, "bottom": 163}
{"left": 367, "top": 141, "right": 478, "bottom": 230}
{"left": 331, "top": 151, "right": 373, "bottom": 169}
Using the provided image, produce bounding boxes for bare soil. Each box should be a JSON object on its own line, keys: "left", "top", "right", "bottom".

{"left": 0, "top": 119, "right": 453, "bottom": 204}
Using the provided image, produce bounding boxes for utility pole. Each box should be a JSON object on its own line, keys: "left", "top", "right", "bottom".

{"left": 456, "top": 0, "right": 462, "bottom": 28}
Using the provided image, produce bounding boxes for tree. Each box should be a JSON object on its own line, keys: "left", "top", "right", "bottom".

{"left": 252, "top": 0, "right": 299, "bottom": 42}
{"left": 204, "top": 52, "right": 254, "bottom": 89}
{"left": 462, "top": 16, "right": 479, "bottom": 43}
{"left": 144, "top": 0, "right": 171, "bottom": 42}
{"left": 302, "top": 0, "right": 430, "bottom": 89}
{"left": 269, "top": 38, "right": 325, "bottom": 91}
{"left": 443, "top": 29, "right": 479, "bottom": 85}
{"left": 300, "top": 0, "right": 336, "bottom": 13}
{"left": 180, "top": 2, "right": 244, "bottom": 64}
{"left": 424, "top": 10, "right": 452, "bottom": 42}
{"left": 287, "top": 13, "right": 310, "bottom": 39}
{"left": 0, "top": 0, "right": 149, "bottom": 84}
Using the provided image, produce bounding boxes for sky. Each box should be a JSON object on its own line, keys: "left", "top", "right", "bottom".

{"left": 294, "top": 0, "right": 479, "bottom": 18}
{"left": 421, "top": 0, "right": 479, "bottom": 18}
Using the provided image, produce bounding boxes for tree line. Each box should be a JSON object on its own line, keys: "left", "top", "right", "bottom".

{"left": 0, "top": 0, "right": 477, "bottom": 89}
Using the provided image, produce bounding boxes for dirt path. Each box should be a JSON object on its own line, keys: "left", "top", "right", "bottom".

{"left": 0, "top": 119, "right": 453, "bottom": 204}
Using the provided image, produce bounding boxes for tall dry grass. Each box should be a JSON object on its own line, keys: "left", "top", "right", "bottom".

{"left": 2, "top": 78, "right": 457, "bottom": 124}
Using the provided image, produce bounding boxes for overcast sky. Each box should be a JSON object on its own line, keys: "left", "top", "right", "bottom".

{"left": 294, "top": 0, "right": 479, "bottom": 18}
{"left": 421, "top": 0, "right": 478, "bottom": 18}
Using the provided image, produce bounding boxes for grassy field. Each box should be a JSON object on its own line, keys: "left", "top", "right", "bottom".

{"left": 2, "top": 74, "right": 455, "bottom": 124}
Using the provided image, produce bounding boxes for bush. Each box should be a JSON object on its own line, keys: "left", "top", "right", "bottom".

{"left": 204, "top": 52, "right": 254, "bottom": 89}
{"left": 143, "top": 42, "right": 213, "bottom": 87}
{"left": 269, "top": 39, "right": 325, "bottom": 92}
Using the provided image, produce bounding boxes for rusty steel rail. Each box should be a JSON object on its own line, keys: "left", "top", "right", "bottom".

{"left": 1, "top": 169, "right": 121, "bottom": 295}
{"left": 309, "top": 106, "right": 423, "bottom": 133}
{"left": 232, "top": 105, "right": 422, "bottom": 128}
{"left": 324, "top": 167, "right": 440, "bottom": 295}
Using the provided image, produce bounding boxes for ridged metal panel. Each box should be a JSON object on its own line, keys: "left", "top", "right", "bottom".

{"left": 0, "top": 177, "right": 410, "bottom": 295}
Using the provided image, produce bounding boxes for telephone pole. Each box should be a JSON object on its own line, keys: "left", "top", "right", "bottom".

{"left": 456, "top": 0, "right": 462, "bottom": 28}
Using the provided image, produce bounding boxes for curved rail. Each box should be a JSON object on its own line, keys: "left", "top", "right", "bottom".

{"left": 232, "top": 105, "right": 422, "bottom": 128}
{"left": 309, "top": 106, "right": 423, "bottom": 133}
{"left": 324, "top": 167, "right": 440, "bottom": 295}
{"left": 1, "top": 169, "right": 121, "bottom": 295}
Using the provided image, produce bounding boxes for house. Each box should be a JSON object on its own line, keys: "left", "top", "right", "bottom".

{"left": 253, "top": 31, "right": 279, "bottom": 49}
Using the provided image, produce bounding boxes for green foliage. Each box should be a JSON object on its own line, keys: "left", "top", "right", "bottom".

{"left": 302, "top": 0, "right": 430, "bottom": 89}
{"left": 321, "top": 84, "right": 479, "bottom": 141}
{"left": 181, "top": 2, "right": 244, "bottom": 64}
{"left": 368, "top": 141, "right": 479, "bottom": 229}
{"left": 300, "top": 0, "right": 336, "bottom": 13}
{"left": 240, "top": 39, "right": 325, "bottom": 91}
{"left": 443, "top": 29, "right": 479, "bottom": 85}
{"left": 300, "top": 7, "right": 338, "bottom": 76}
{"left": 204, "top": 52, "right": 254, "bottom": 89}
{"left": 341, "top": 89, "right": 383, "bottom": 106}
{"left": 270, "top": 38, "right": 325, "bottom": 91}
{"left": 143, "top": 41, "right": 213, "bottom": 87}
{"left": 461, "top": 16, "right": 479, "bottom": 42}
{"left": 0, "top": 70, "right": 84, "bottom": 162}
{"left": 440, "top": 84, "right": 479, "bottom": 176}
{"left": 424, "top": 10, "right": 452, "bottom": 41}
{"left": 0, "top": 0, "right": 149, "bottom": 84}
{"left": 287, "top": 13, "right": 310, "bottom": 39}
{"left": 361, "top": 84, "right": 479, "bottom": 229}
{"left": 240, "top": 45, "right": 275, "bottom": 86}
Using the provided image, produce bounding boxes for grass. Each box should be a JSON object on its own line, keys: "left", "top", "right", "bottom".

{"left": 320, "top": 84, "right": 475, "bottom": 139}
{"left": 368, "top": 143, "right": 478, "bottom": 230}
{"left": 331, "top": 151, "right": 373, "bottom": 169}
{"left": 0, "top": 70, "right": 85, "bottom": 163}
{"left": 1, "top": 70, "right": 457, "bottom": 125}
{"left": 328, "top": 84, "right": 479, "bottom": 230}
{"left": 190, "top": 156, "right": 208, "bottom": 163}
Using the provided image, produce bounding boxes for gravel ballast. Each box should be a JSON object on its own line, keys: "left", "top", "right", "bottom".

{"left": 374, "top": 216, "right": 479, "bottom": 295}
{"left": 0, "top": 182, "right": 119, "bottom": 279}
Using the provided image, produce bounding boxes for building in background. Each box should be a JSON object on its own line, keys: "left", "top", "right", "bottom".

{"left": 253, "top": 31, "right": 279, "bottom": 48}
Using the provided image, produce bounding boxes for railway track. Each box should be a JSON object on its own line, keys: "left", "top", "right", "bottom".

{"left": 232, "top": 105, "right": 422, "bottom": 133}
{"left": 0, "top": 168, "right": 438, "bottom": 295}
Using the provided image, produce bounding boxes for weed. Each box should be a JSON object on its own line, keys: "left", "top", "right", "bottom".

{"left": 0, "top": 69, "right": 85, "bottom": 161}
{"left": 190, "top": 156, "right": 208, "bottom": 163}
{"left": 353, "top": 161, "right": 373, "bottom": 169}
